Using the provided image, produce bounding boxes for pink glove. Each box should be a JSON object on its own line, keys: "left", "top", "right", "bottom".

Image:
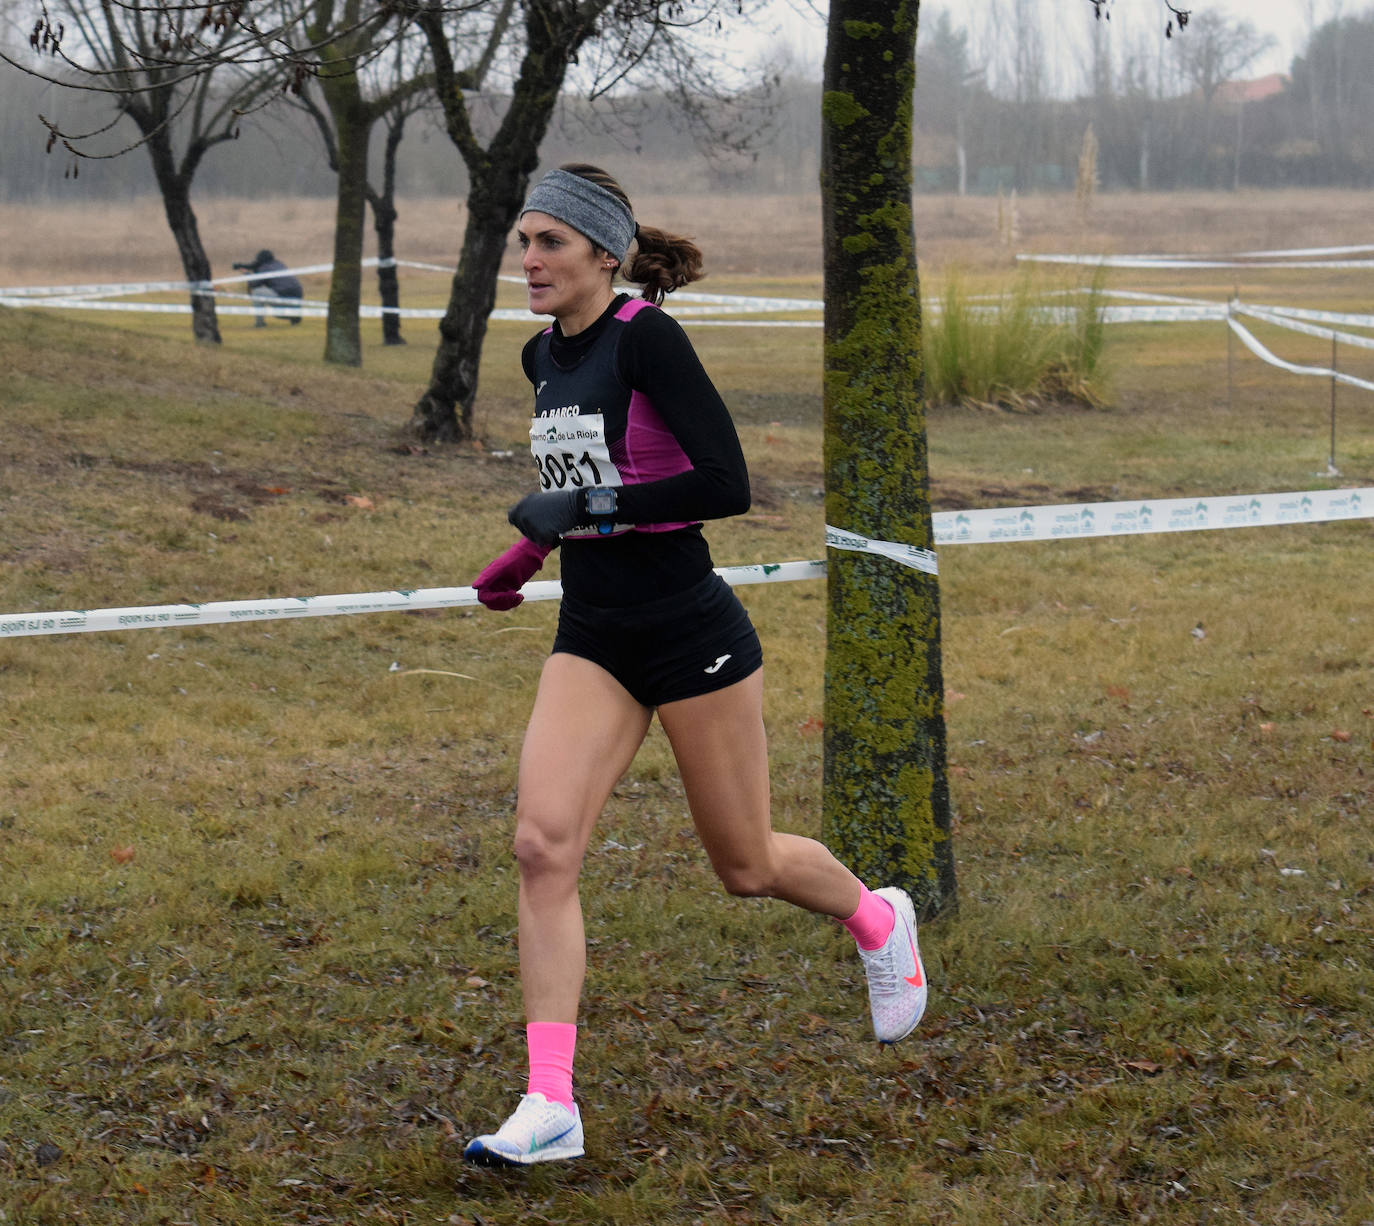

{"left": 473, "top": 537, "right": 551, "bottom": 610}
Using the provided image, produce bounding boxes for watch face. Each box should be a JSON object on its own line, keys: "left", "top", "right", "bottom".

{"left": 586, "top": 488, "right": 616, "bottom": 516}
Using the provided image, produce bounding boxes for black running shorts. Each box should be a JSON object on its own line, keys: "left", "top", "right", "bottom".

{"left": 551, "top": 571, "right": 763, "bottom": 708}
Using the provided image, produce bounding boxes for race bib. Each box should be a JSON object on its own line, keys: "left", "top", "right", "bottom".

{"left": 529, "top": 414, "right": 627, "bottom": 538}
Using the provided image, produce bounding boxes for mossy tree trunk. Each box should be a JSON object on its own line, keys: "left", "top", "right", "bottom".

{"left": 318, "top": 65, "right": 371, "bottom": 367}
{"left": 820, "top": 0, "right": 957, "bottom": 920}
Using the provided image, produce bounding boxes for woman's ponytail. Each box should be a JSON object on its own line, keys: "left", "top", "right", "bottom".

{"left": 624, "top": 225, "right": 704, "bottom": 305}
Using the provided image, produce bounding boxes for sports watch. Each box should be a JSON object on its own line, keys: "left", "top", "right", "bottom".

{"left": 583, "top": 486, "right": 617, "bottom": 534}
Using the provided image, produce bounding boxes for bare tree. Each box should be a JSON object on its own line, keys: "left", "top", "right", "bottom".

{"left": 280, "top": 0, "right": 437, "bottom": 364}
{"left": 10, "top": 3, "right": 288, "bottom": 342}
{"left": 1173, "top": 9, "right": 1270, "bottom": 110}
{"left": 1290, "top": 9, "right": 1374, "bottom": 183}
{"left": 917, "top": 10, "right": 982, "bottom": 195}
{"left": 405, "top": 0, "right": 774, "bottom": 442}
{"left": 286, "top": 0, "right": 523, "bottom": 363}
{"left": 1173, "top": 10, "right": 1271, "bottom": 185}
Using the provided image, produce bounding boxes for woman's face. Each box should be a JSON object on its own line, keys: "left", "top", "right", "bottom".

{"left": 517, "top": 210, "right": 614, "bottom": 332}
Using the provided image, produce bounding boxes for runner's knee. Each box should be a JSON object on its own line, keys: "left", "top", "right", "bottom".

{"left": 512, "top": 815, "right": 582, "bottom": 882}
{"left": 713, "top": 857, "right": 778, "bottom": 899}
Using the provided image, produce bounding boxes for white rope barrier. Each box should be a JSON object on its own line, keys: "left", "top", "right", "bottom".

{"left": 1019, "top": 252, "right": 1374, "bottom": 270}
{"left": 4, "top": 488, "right": 1368, "bottom": 640}
{"left": 1226, "top": 317, "right": 1374, "bottom": 394}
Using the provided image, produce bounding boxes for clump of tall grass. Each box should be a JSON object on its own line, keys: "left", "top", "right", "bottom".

{"left": 924, "top": 268, "right": 1111, "bottom": 410}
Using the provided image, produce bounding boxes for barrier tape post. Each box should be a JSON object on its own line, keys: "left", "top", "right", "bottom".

{"left": 1227, "top": 297, "right": 1235, "bottom": 412}
{"left": 1330, "top": 333, "right": 1339, "bottom": 476}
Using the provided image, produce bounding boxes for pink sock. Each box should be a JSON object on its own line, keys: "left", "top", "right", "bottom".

{"left": 841, "top": 885, "right": 895, "bottom": 951}
{"left": 525, "top": 1022, "right": 577, "bottom": 1109}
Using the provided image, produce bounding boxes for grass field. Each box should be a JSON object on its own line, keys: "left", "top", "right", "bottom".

{"left": 1, "top": 191, "right": 1372, "bottom": 1225}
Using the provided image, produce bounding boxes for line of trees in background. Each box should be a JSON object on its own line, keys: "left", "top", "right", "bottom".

{"left": 4, "top": 5, "right": 1373, "bottom": 204}
{"left": 912, "top": 5, "right": 1374, "bottom": 193}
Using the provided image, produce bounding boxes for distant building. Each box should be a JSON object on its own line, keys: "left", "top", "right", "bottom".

{"left": 1215, "top": 74, "right": 1289, "bottom": 105}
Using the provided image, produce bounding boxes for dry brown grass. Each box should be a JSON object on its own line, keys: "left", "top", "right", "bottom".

{"left": 2, "top": 188, "right": 1371, "bottom": 1225}
{"left": 4, "top": 187, "right": 1373, "bottom": 289}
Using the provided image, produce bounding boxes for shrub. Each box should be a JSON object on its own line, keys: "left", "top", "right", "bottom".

{"left": 924, "top": 268, "right": 1111, "bottom": 409}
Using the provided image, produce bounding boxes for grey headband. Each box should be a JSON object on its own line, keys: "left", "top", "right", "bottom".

{"left": 521, "top": 169, "right": 636, "bottom": 263}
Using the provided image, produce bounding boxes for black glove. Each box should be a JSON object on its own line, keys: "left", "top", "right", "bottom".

{"left": 507, "top": 490, "right": 583, "bottom": 547}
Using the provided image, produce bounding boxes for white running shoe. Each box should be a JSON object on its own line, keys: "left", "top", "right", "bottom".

{"left": 463, "top": 1093, "right": 584, "bottom": 1166}
{"left": 858, "top": 886, "right": 928, "bottom": 1043}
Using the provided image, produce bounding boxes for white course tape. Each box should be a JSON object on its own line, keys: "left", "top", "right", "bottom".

{"left": 0, "top": 297, "right": 331, "bottom": 318}
{"left": 1087, "top": 288, "right": 1219, "bottom": 307}
{"left": 825, "top": 526, "right": 938, "bottom": 574}
{"left": 1103, "top": 304, "right": 1224, "bottom": 323}
{"left": 495, "top": 275, "right": 824, "bottom": 313}
{"left": 1226, "top": 318, "right": 1374, "bottom": 393}
{"left": 0, "top": 563, "right": 819, "bottom": 640}
{"left": 1021, "top": 252, "right": 1374, "bottom": 270}
{"left": 1235, "top": 244, "right": 1374, "bottom": 258}
{"left": 1239, "top": 302, "right": 1374, "bottom": 341}
{"left": 6, "top": 489, "right": 1367, "bottom": 639}
{"left": 933, "top": 486, "right": 1371, "bottom": 545}
{"left": 1235, "top": 304, "right": 1374, "bottom": 353}
{"left": 7, "top": 263, "right": 1369, "bottom": 351}
{"left": 0, "top": 277, "right": 210, "bottom": 298}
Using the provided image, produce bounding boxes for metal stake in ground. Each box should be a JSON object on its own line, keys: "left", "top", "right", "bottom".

{"left": 1328, "top": 333, "right": 1340, "bottom": 476}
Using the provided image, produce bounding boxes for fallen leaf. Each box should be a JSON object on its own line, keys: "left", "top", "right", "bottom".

{"left": 261, "top": 485, "right": 290, "bottom": 495}
{"left": 1330, "top": 729, "right": 1351, "bottom": 743}
{"left": 110, "top": 845, "right": 135, "bottom": 865}
{"left": 944, "top": 689, "right": 967, "bottom": 703}
{"left": 1123, "top": 1059, "right": 1163, "bottom": 1075}
{"left": 1105, "top": 685, "right": 1130, "bottom": 701}
{"left": 344, "top": 494, "right": 375, "bottom": 510}
{"left": 797, "top": 716, "right": 824, "bottom": 735}
{"left": 1259, "top": 722, "right": 1275, "bottom": 734}
{"left": 465, "top": 976, "right": 489, "bottom": 989}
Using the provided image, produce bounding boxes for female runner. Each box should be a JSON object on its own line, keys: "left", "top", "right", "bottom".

{"left": 464, "top": 164, "right": 928, "bottom": 1166}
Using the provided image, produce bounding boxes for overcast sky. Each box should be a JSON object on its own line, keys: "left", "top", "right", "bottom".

{"left": 764, "top": 0, "right": 1338, "bottom": 84}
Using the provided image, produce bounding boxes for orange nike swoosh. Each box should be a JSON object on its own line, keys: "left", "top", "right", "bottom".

{"left": 904, "top": 931, "right": 924, "bottom": 987}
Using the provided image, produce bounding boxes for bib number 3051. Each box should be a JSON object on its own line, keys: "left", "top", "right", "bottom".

{"left": 530, "top": 412, "right": 620, "bottom": 493}
{"left": 537, "top": 448, "right": 603, "bottom": 490}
